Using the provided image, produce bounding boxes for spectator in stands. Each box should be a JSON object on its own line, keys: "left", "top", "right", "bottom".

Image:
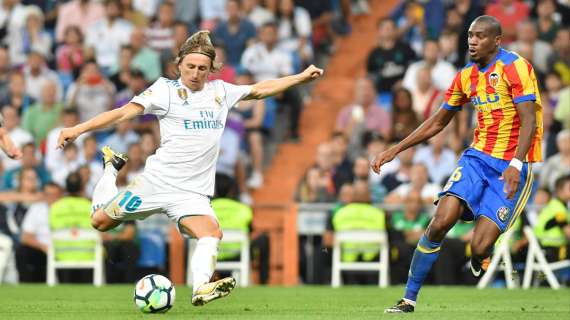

{"left": 295, "top": 0, "right": 334, "bottom": 54}
{"left": 330, "top": 132, "right": 353, "bottom": 192}
{"left": 212, "top": 173, "right": 270, "bottom": 284}
{"left": 66, "top": 61, "right": 115, "bottom": 122}
{"left": 276, "top": 0, "right": 313, "bottom": 68}
{"left": 389, "top": 190, "right": 430, "bottom": 284}
{"left": 241, "top": 22, "right": 303, "bottom": 141}
{"left": 366, "top": 18, "right": 416, "bottom": 98}
{"left": 410, "top": 65, "right": 442, "bottom": 120}
{"left": 402, "top": 39, "right": 456, "bottom": 93}
{"left": 242, "top": 0, "right": 274, "bottom": 28}
{"left": 0, "top": 46, "right": 10, "bottom": 102}
{"left": 145, "top": 1, "right": 175, "bottom": 54}
{"left": 540, "top": 129, "right": 570, "bottom": 192}
{"left": 213, "top": 0, "right": 257, "bottom": 67}
{"left": 380, "top": 146, "right": 415, "bottom": 193}
{"left": 509, "top": 20, "right": 552, "bottom": 76}
{"left": 160, "top": 21, "right": 190, "bottom": 79}
{"left": 331, "top": 179, "right": 386, "bottom": 285}
{"left": 535, "top": 0, "right": 560, "bottom": 43}
{"left": 555, "top": 84, "right": 570, "bottom": 130}
{"left": 116, "top": 142, "right": 143, "bottom": 187}
{"left": 79, "top": 136, "right": 102, "bottom": 198}
{"left": 120, "top": 0, "right": 148, "bottom": 28}
{"left": 23, "top": 51, "right": 61, "bottom": 102}
{"left": 1, "top": 72, "right": 34, "bottom": 116}
{"left": 56, "top": 26, "right": 85, "bottom": 79}
{"left": 109, "top": 45, "right": 134, "bottom": 92}
{"left": 392, "top": 0, "right": 426, "bottom": 55}
{"left": 101, "top": 218, "right": 138, "bottom": 283}
{"left": 365, "top": 134, "right": 390, "bottom": 185}
{"left": 547, "top": 28, "right": 570, "bottom": 86}
{"left": 439, "top": 28, "right": 461, "bottom": 69}
{"left": 48, "top": 171, "right": 92, "bottom": 283}
{"left": 2, "top": 142, "right": 49, "bottom": 190}
{"left": 0, "top": 106, "right": 32, "bottom": 171}
{"left": 385, "top": 163, "right": 440, "bottom": 206}
{"left": 131, "top": 0, "right": 159, "bottom": 19}
{"left": 335, "top": 77, "right": 391, "bottom": 153}
{"left": 0, "top": 0, "right": 28, "bottom": 44}
{"left": 102, "top": 119, "right": 139, "bottom": 155}
{"left": 208, "top": 45, "right": 236, "bottom": 83}
{"left": 413, "top": 131, "right": 457, "bottom": 186}
{"left": 8, "top": 6, "right": 52, "bottom": 67}
{"left": 352, "top": 155, "right": 385, "bottom": 203}
{"left": 45, "top": 109, "right": 84, "bottom": 174}
{"left": 199, "top": 0, "right": 227, "bottom": 30}
{"left": 55, "top": 0, "right": 105, "bottom": 43}
{"left": 233, "top": 72, "right": 265, "bottom": 189}
{"left": 296, "top": 143, "right": 336, "bottom": 203}
{"left": 16, "top": 182, "right": 62, "bottom": 283}
{"left": 51, "top": 142, "right": 81, "bottom": 187}
{"left": 139, "top": 130, "right": 158, "bottom": 161}
{"left": 21, "top": 79, "right": 63, "bottom": 145}
{"left": 129, "top": 28, "right": 161, "bottom": 82}
{"left": 534, "top": 174, "right": 570, "bottom": 264}
{"left": 485, "top": 0, "right": 530, "bottom": 44}
{"left": 173, "top": 0, "right": 199, "bottom": 27}
{"left": 85, "top": 0, "right": 133, "bottom": 72}
{"left": 388, "top": 87, "right": 420, "bottom": 143}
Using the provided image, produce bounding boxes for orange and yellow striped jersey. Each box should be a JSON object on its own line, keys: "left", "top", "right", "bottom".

{"left": 443, "top": 48, "right": 543, "bottom": 162}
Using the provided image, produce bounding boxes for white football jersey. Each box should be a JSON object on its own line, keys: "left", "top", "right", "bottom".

{"left": 131, "top": 77, "right": 251, "bottom": 196}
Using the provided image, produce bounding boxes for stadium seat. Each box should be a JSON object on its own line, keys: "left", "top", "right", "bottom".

{"left": 522, "top": 226, "right": 570, "bottom": 289}
{"left": 331, "top": 230, "right": 389, "bottom": 287}
{"left": 46, "top": 229, "right": 104, "bottom": 287}
{"left": 477, "top": 227, "right": 518, "bottom": 289}
{"left": 186, "top": 230, "right": 251, "bottom": 287}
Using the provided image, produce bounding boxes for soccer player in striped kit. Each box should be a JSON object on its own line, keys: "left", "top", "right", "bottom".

{"left": 372, "top": 15, "right": 542, "bottom": 313}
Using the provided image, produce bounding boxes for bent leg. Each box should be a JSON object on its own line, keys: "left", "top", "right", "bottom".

{"left": 404, "top": 195, "right": 465, "bottom": 303}
{"left": 91, "top": 209, "right": 122, "bottom": 232}
{"left": 470, "top": 217, "right": 501, "bottom": 273}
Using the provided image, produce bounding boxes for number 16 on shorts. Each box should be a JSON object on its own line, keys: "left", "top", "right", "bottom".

{"left": 119, "top": 191, "right": 142, "bottom": 212}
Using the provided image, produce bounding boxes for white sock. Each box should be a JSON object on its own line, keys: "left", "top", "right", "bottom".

{"left": 91, "top": 166, "right": 118, "bottom": 214}
{"left": 403, "top": 298, "right": 416, "bottom": 306}
{"left": 191, "top": 237, "right": 219, "bottom": 293}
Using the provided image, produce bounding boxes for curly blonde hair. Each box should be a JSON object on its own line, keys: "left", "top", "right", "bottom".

{"left": 175, "top": 30, "right": 222, "bottom": 72}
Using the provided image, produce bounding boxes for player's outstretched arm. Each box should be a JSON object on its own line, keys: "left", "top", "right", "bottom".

{"left": 371, "top": 106, "right": 457, "bottom": 174}
{"left": 57, "top": 102, "right": 144, "bottom": 149}
{"left": 244, "top": 65, "right": 324, "bottom": 100}
{"left": 0, "top": 127, "right": 22, "bottom": 160}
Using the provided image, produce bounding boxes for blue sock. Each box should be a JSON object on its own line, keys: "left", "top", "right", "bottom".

{"left": 404, "top": 234, "right": 442, "bottom": 303}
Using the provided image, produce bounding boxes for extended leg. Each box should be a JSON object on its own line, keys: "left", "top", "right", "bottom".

{"left": 469, "top": 217, "right": 501, "bottom": 277}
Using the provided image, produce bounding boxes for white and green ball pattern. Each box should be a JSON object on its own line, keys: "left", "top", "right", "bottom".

{"left": 134, "top": 274, "right": 176, "bottom": 313}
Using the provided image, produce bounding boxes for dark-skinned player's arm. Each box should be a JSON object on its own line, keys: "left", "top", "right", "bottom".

{"left": 371, "top": 106, "right": 457, "bottom": 174}
{"left": 500, "top": 101, "right": 536, "bottom": 199}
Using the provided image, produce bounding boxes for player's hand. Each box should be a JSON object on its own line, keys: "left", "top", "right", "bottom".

{"left": 500, "top": 166, "right": 520, "bottom": 200}
{"left": 57, "top": 126, "right": 80, "bottom": 149}
{"left": 371, "top": 147, "right": 399, "bottom": 174}
{"left": 300, "top": 64, "right": 324, "bottom": 83}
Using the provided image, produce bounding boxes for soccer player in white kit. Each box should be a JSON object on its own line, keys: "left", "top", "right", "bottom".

{"left": 57, "top": 30, "right": 324, "bottom": 305}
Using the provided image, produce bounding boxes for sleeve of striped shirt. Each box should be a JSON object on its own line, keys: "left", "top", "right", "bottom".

{"left": 504, "top": 58, "right": 537, "bottom": 105}
{"left": 442, "top": 71, "right": 468, "bottom": 111}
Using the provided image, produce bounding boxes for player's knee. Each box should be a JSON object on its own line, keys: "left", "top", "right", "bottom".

{"left": 426, "top": 218, "right": 450, "bottom": 242}
{"left": 91, "top": 210, "right": 113, "bottom": 232}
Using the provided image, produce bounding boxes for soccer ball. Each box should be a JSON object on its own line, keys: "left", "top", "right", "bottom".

{"left": 134, "top": 274, "right": 176, "bottom": 313}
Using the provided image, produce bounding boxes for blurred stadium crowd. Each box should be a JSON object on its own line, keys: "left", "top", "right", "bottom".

{"left": 0, "top": 0, "right": 568, "bottom": 286}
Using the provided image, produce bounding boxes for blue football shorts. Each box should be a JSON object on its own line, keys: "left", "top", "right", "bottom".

{"left": 436, "top": 148, "right": 534, "bottom": 233}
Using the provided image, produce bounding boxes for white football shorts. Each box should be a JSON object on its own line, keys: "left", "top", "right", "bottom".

{"left": 102, "top": 175, "right": 217, "bottom": 231}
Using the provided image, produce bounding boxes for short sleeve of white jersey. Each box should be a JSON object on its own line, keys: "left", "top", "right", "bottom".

{"left": 131, "top": 77, "right": 170, "bottom": 116}
{"left": 216, "top": 80, "right": 252, "bottom": 109}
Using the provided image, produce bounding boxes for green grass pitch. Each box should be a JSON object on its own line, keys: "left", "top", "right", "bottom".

{"left": 0, "top": 285, "right": 568, "bottom": 319}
